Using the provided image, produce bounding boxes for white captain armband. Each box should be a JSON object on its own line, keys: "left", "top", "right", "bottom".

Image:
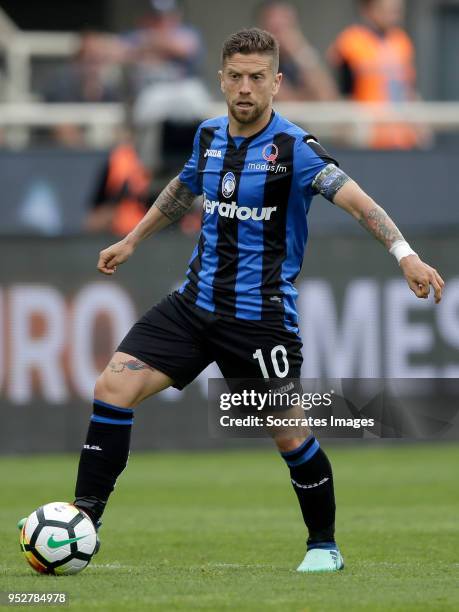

{"left": 312, "top": 163, "right": 351, "bottom": 202}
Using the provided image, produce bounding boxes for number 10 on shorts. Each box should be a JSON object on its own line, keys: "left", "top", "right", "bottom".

{"left": 253, "top": 345, "right": 289, "bottom": 378}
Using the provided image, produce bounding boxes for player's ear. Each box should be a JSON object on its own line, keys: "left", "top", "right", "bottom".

{"left": 218, "top": 69, "right": 225, "bottom": 93}
{"left": 272, "top": 72, "right": 282, "bottom": 96}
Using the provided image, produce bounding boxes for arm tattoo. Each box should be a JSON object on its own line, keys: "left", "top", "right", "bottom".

{"left": 358, "top": 205, "right": 404, "bottom": 248}
{"left": 109, "top": 359, "right": 155, "bottom": 374}
{"left": 313, "top": 163, "right": 404, "bottom": 248}
{"left": 154, "top": 177, "right": 197, "bottom": 222}
{"left": 312, "top": 163, "right": 351, "bottom": 202}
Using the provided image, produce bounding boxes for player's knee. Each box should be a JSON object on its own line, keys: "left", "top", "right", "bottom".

{"left": 274, "top": 435, "right": 310, "bottom": 454}
{"left": 93, "top": 371, "right": 137, "bottom": 408}
{"left": 94, "top": 372, "right": 112, "bottom": 397}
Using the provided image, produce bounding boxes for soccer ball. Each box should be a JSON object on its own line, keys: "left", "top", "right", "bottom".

{"left": 19, "top": 502, "right": 97, "bottom": 575}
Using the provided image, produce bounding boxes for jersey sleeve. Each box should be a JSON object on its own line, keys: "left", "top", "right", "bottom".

{"left": 295, "top": 135, "right": 339, "bottom": 196}
{"left": 178, "top": 125, "right": 202, "bottom": 195}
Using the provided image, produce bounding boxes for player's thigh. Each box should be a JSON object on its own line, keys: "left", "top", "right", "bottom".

{"left": 95, "top": 351, "right": 173, "bottom": 408}
{"left": 100, "top": 293, "right": 211, "bottom": 407}
{"left": 214, "top": 319, "right": 303, "bottom": 380}
{"left": 213, "top": 320, "right": 308, "bottom": 445}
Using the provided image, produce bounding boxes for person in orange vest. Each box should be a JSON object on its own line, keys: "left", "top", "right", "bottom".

{"left": 85, "top": 141, "right": 152, "bottom": 236}
{"left": 328, "top": 0, "right": 430, "bottom": 149}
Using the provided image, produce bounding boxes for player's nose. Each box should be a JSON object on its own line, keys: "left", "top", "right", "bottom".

{"left": 239, "top": 76, "right": 252, "bottom": 94}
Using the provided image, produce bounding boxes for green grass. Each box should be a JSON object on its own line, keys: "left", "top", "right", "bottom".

{"left": 0, "top": 445, "right": 458, "bottom": 611}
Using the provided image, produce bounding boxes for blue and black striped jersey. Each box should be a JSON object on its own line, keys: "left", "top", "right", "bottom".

{"left": 178, "top": 110, "right": 338, "bottom": 329}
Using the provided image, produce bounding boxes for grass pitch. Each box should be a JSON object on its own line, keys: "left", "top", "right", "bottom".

{"left": 0, "top": 444, "right": 457, "bottom": 611}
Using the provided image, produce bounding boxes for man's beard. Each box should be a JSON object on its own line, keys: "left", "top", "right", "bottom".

{"left": 229, "top": 100, "right": 268, "bottom": 125}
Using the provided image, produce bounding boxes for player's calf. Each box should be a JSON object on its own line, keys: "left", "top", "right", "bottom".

{"left": 74, "top": 398, "right": 134, "bottom": 524}
{"left": 278, "top": 434, "right": 340, "bottom": 563}
{"left": 74, "top": 353, "right": 173, "bottom": 525}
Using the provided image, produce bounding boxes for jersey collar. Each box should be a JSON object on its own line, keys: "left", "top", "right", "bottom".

{"left": 227, "top": 110, "right": 276, "bottom": 146}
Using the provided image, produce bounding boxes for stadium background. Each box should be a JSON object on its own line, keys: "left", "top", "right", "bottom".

{"left": 1, "top": 0, "right": 458, "bottom": 100}
{"left": 0, "top": 2, "right": 457, "bottom": 610}
{"left": 0, "top": 0, "right": 457, "bottom": 451}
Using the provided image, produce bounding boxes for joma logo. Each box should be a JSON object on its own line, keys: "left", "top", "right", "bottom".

{"left": 204, "top": 149, "right": 222, "bottom": 158}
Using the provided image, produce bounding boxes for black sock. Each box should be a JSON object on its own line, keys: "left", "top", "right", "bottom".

{"left": 281, "top": 436, "right": 336, "bottom": 549}
{"left": 74, "top": 399, "right": 134, "bottom": 523}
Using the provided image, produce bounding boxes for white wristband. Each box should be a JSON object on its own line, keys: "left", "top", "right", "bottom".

{"left": 389, "top": 240, "right": 417, "bottom": 264}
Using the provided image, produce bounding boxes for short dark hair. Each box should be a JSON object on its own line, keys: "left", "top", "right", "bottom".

{"left": 221, "top": 28, "right": 279, "bottom": 72}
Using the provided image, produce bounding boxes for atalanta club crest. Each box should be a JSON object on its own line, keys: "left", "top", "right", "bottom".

{"left": 222, "top": 172, "right": 236, "bottom": 198}
{"left": 262, "top": 143, "right": 279, "bottom": 164}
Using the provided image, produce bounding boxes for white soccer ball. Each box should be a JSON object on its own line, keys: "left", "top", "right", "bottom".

{"left": 19, "top": 502, "right": 97, "bottom": 575}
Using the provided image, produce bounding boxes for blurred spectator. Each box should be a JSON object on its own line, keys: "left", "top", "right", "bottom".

{"left": 44, "top": 31, "right": 124, "bottom": 147}
{"left": 328, "top": 0, "right": 430, "bottom": 149}
{"left": 256, "top": 0, "right": 338, "bottom": 101}
{"left": 85, "top": 136, "right": 152, "bottom": 236}
{"left": 45, "top": 32, "right": 122, "bottom": 104}
{"left": 126, "top": 0, "right": 211, "bottom": 170}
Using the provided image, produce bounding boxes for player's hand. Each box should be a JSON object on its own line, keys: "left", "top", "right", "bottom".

{"left": 400, "top": 254, "right": 445, "bottom": 303}
{"left": 97, "top": 239, "right": 135, "bottom": 275}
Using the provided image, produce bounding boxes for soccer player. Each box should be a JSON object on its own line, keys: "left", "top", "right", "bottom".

{"left": 24, "top": 29, "right": 444, "bottom": 573}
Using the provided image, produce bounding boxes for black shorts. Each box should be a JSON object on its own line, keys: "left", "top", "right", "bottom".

{"left": 117, "top": 291, "right": 303, "bottom": 390}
